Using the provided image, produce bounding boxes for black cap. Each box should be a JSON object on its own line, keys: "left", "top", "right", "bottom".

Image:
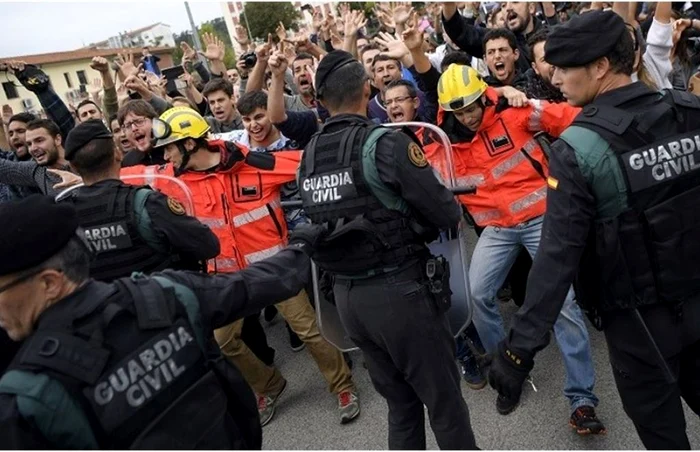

{"left": 314, "top": 50, "right": 360, "bottom": 96}
{"left": 0, "top": 195, "right": 80, "bottom": 276}
{"left": 545, "top": 10, "right": 627, "bottom": 68}
{"left": 64, "top": 119, "right": 113, "bottom": 161}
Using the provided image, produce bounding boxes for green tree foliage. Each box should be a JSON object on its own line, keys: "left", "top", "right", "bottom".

{"left": 172, "top": 18, "right": 236, "bottom": 68}
{"left": 240, "top": 2, "right": 301, "bottom": 40}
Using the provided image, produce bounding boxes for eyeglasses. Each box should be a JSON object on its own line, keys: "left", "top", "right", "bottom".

{"left": 122, "top": 117, "right": 149, "bottom": 130}
{"left": 385, "top": 96, "right": 415, "bottom": 106}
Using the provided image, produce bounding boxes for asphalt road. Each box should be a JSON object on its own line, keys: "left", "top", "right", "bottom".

{"left": 259, "top": 228, "right": 700, "bottom": 450}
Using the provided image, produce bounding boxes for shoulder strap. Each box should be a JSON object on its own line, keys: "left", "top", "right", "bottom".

{"left": 0, "top": 370, "right": 99, "bottom": 449}
{"left": 118, "top": 274, "right": 174, "bottom": 331}
{"left": 361, "top": 128, "right": 410, "bottom": 214}
{"left": 572, "top": 104, "right": 636, "bottom": 136}
{"left": 664, "top": 88, "right": 700, "bottom": 110}
{"left": 12, "top": 331, "right": 110, "bottom": 386}
{"left": 151, "top": 275, "right": 207, "bottom": 352}
{"left": 132, "top": 187, "right": 168, "bottom": 254}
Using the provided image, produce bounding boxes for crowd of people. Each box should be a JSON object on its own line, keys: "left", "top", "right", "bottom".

{"left": 0, "top": 1, "right": 700, "bottom": 449}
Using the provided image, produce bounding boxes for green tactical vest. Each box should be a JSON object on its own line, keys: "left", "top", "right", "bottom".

{"left": 0, "top": 276, "right": 204, "bottom": 449}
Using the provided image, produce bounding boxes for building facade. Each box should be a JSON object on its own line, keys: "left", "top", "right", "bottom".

{"left": 0, "top": 47, "right": 174, "bottom": 116}
{"left": 90, "top": 23, "right": 176, "bottom": 50}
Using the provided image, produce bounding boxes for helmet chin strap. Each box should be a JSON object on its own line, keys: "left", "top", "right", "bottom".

{"left": 174, "top": 141, "right": 193, "bottom": 177}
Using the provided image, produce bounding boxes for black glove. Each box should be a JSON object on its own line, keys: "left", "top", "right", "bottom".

{"left": 487, "top": 341, "right": 534, "bottom": 407}
{"left": 15, "top": 65, "right": 50, "bottom": 93}
{"left": 288, "top": 224, "right": 327, "bottom": 256}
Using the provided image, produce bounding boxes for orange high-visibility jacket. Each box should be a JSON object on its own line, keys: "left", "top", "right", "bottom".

{"left": 450, "top": 88, "right": 580, "bottom": 228}
{"left": 121, "top": 141, "right": 301, "bottom": 273}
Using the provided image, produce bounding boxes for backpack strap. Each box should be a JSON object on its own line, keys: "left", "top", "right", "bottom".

{"left": 0, "top": 370, "right": 99, "bottom": 449}
{"left": 361, "top": 127, "right": 411, "bottom": 215}
{"left": 131, "top": 187, "right": 170, "bottom": 255}
{"left": 151, "top": 275, "right": 207, "bottom": 352}
{"left": 12, "top": 332, "right": 110, "bottom": 385}
{"left": 116, "top": 274, "right": 174, "bottom": 331}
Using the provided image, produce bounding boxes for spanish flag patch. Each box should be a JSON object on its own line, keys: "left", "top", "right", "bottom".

{"left": 547, "top": 176, "right": 559, "bottom": 190}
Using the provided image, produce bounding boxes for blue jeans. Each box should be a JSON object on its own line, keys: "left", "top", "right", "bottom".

{"left": 469, "top": 215, "right": 599, "bottom": 412}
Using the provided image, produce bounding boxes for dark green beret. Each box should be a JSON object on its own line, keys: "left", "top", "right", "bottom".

{"left": 545, "top": 10, "right": 627, "bottom": 68}
{"left": 64, "top": 119, "right": 113, "bottom": 161}
{"left": 0, "top": 195, "right": 80, "bottom": 276}
{"left": 315, "top": 50, "right": 361, "bottom": 96}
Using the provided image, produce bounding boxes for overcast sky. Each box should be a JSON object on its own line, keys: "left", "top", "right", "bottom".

{"left": 1, "top": 1, "right": 227, "bottom": 58}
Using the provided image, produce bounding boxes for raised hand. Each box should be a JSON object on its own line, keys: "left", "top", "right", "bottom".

{"left": 344, "top": 9, "right": 368, "bottom": 37}
{"left": 268, "top": 45, "right": 289, "bottom": 77}
{"left": 375, "top": 31, "right": 409, "bottom": 60}
{"left": 114, "top": 51, "right": 141, "bottom": 82}
{"left": 392, "top": 2, "right": 414, "bottom": 26}
{"left": 2, "top": 104, "right": 13, "bottom": 125}
{"left": 401, "top": 13, "right": 424, "bottom": 51}
{"left": 311, "top": 9, "right": 324, "bottom": 33}
{"left": 200, "top": 32, "right": 225, "bottom": 61}
{"left": 88, "top": 78, "right": 103, "bottom": 97}
{"left": 180, "top": 41, "right": 197, "bottom": 61}
{"left": 255, "top": 34, "right": 274, "bottom": 64}
{"left": 90, "top": 56, "right": 110, "bottom": 73}
{"left": 275, "top": 21, "right": 287, "bottom": 42}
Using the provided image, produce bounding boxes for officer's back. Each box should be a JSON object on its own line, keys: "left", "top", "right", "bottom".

{"left": 292, "top": 50, "right": 477, "bottom": 449}
{"left": 0, "top": 194, "right": 321, "bottom": 449}
{"left": 296, "top": 56, "right": 461, "bottom": 276}
{"left": 60, "top": 120, "right": 220, "bottom": 281}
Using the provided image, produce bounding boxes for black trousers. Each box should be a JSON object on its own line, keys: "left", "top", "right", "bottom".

{"left": 334, "top": 264, "right": 477, "bottom": 450}
{"left": 603, "top": 301, "right": 700, "bottom": 450}
{"left": 240, "top": 314, "right": 275, "bottom": 366}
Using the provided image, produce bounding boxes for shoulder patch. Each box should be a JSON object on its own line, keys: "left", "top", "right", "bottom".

{"left": 167, "top": 197, "right": 186, "bottom": 216}
{"left": 408, "top": 142, "right": 428, "bottom": 168}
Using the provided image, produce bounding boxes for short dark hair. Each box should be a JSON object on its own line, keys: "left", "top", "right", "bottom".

{"left": 527, "top": 28, "right": 550, "bottom": 63}
{"left": 441, "top": 51, "right": 473, "bottom": 72}
{"left": 483, "top": 28, "right": 518, "bottom": 53}
{"left": 8, "top": 112, "right": 37, "bottom": 127}
{"left": 372, "top": 53, "right": 401, "bottom": 69}
{"left": 76, "top": 99, "right": 102, "bottom": 115}
{"left": 318, "top": 61, "right": 369, "bottom": 111}
{"left": 26, "top": 119, "right": 60, "bottom": 138}
{"left": 41, "top": 237, "right": 90, "bottom": 284}
{"left": 359, "top": 43, "right": 381, "bottom": 61}
{"left": 237, "top": 91, "right": 268, "bottom": 116}
{"left": 70, "top": 138, "right": 115, "bottom": 176}
{"left": 384, "top": 79, "right": 417, "bottom": 98}
{"left": 117, "top": 100, "right": 157, "bottom": 126}
{"left": 202, "top": 78, "right": 234, "bottom": 98}
{"left": 293, "top": 52, "right": 315, "bottom": 65}
{"left": 602, "top": 27, "right": 635, "bottom": 75}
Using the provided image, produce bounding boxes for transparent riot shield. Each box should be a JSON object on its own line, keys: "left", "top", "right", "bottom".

{"left": 55, "top": 174, "right": 195, "bottom": 216}
{"left": 311, "top": 122, "right": 474, "bottom": 352}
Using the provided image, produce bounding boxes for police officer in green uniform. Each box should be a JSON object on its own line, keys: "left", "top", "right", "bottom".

{"left": 296, "top": 50, "right": 477, "bottom": 450}
{"left": 61, "top": 120, "right": 220, "bottom": 281}
{"left": 487, "top": 11, "right": 700, "bottom": 449}
{"left": 0, "top": 194, "right": 325, "bottom": 449}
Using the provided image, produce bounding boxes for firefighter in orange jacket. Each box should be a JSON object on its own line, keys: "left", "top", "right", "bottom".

{"left": 123, "top": 107, "right": 360, "bottom": 427}
{"left": 437, "top": 65, "right": 606, "bottom": 432}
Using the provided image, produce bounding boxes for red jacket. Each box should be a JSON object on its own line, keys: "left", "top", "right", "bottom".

{"left": 122, "top": 140, "right": 301, "bottom": 273}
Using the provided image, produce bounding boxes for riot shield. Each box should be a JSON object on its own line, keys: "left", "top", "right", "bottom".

{"left": 311, "top": 122, "right": 474, "bottom": 352}
{"left": 55, "top": 174, "right": 195, "bottom": 216}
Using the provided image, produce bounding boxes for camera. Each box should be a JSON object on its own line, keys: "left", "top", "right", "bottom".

{"left": 240, "top": 52, "right": 258, "bottom": 69}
